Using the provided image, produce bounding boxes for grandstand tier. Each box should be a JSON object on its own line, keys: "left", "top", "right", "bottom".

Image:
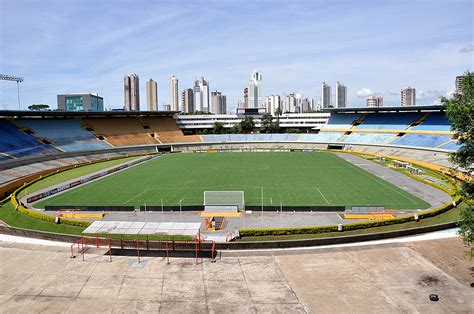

{"left": 15, "top": 119, "right": 111, "bottom": 151}
{"left": 0, "top": 119, "right": 58, "bottom": 158}
{"left": 0, "top": 108, "right": 461, "bottom": 162}
{"left": 356, "top": 113, "right": 423, "bottom": 130}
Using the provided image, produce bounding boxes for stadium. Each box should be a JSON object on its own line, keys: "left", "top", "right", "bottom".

{"left": 0, "top": 105, "right": 472, "bottom": 312}
{"left": 0, "top": 106, "right": 464, "bottom": 236}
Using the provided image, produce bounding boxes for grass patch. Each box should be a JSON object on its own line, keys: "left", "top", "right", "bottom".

{"left": 36, "top": 152, "right": 430, "bottom": 210}
{"left": 22, "top": 156, "right": 139, "bottom": 195}
{"left": 0, "top": 201, "right": 85, "bottom": 235}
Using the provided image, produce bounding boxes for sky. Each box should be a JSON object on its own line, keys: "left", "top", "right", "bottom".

{"left": 0, "top": 0, "right": 473, "bottom": 111}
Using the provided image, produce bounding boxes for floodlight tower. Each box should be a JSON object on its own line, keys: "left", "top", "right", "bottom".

{"left": 0, "top": 74, "right": 24, "bottom": 110}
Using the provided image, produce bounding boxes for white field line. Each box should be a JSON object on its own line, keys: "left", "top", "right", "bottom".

{"left": 316, "top": 187, "right": 330, "bottom": 204}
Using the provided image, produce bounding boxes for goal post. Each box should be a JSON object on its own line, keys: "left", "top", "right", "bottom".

{"left": 204, "top": 191, "right": 245, "bottom": 212}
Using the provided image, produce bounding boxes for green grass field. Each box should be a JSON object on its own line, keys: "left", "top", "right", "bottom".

{"left": 35, "top": 152, "right": 430, "bottom": 209}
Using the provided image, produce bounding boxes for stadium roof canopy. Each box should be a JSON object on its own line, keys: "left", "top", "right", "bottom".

{"left": 82, "top": 220, "right": 202, "bottom": 238}
{"left": 0, "top": 110, "right": 179, "bottom": 118}
{"left": 323, "top": 105, "right": 446, "bottom": 114}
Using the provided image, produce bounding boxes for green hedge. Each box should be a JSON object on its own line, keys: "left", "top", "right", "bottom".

{"left": 239, "top": 196, "right": 462, "bottom": 237}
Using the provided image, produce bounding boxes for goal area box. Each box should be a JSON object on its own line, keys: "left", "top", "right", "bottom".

{"left": 204, "top": 191, "right": 244, "bottom": 212}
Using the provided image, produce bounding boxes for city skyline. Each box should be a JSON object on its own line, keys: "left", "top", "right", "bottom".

{"left": 0, "top": 0, "right": 472, "bottom": 110}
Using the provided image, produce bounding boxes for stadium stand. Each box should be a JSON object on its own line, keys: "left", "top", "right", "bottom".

{"left": 391, "top": 134, "right": 453, "bottom": 148}
{"left": 438, "top": 141, "right": 461, "bottom": 151}
{"left": 323, "top": 113, "right": 361, "bottom": 129}
{"left": 140, "top": 116, "right": 201, "bottom": 143}
{"left": 81, "top": 118, "right": 159, "bottom": 146}
{"left": 299, "top": 132, "right": 344, "bottom": 142}
{"left": 340, "top": 132, "right": 394, "bottom": 144}
{"left": 0, "top": 119, "right": 58, "bottom": 157}
{"left": 356, "top": 113, "right": 423, "bottom": 130}
{"left": 15, "top": 119, "right": 111, "bottom": 151}
{"left": 0, "top": 108, "right": 461, "bottom": 164}
{"left": 410, "top": 112, "right": 452, "bottom": 131}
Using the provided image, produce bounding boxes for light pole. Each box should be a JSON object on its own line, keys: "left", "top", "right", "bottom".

{"left": 0, "top": 74, "right": 24, "bottom": 110}
{"left": 179, "top": 199, "right": 183, "bottom": 222}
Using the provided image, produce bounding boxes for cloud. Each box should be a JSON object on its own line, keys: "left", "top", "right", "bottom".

{"left": 355, "top": 88, "right": 373, "bottom": 98}
{"left": 417, "top": 89, "right": 446, "bottom": 99}
{"left": 446, "top": 90, "right": 455, "bottom": 98}
{"left": 459, "top": 44, "right": 474, "bottom": 53}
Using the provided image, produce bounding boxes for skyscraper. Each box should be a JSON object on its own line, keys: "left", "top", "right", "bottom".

{"left": 301, "top": 98, "right": 312, "bottom": 112}
{"left": 321, "top": 82, "right": 331, "bottom": 108}
{"left": 266, "top": 95, "right": 281, "bottom": 115}
{"left": 243, "top": 87, "right": 248, "bottom": 108}
{"left": 284, "top": 93, "right": 297, "bottom": 113}
{"left": 367, "top": 96, "right": 383, "bottom": 107}
{"left": 401, "top": 87, "right": 416, "bottom": 106}
{"left": 170, "top": 75, "right": 179, "bottom": 111}
{"left": 146, "top": 79, "right": 158, "bottom": 111}
{"left": 335, "top": 82, "right": 347, "bottom": 108}
{"left": 247, "top": 71, "right": 263, "bottom": 108}
{"left": 193, "top": 77, "right": 209, "bottom": 112}
{"left": 455, "top": 75, "right": 465, "bottom": 94}
{"left": 181, "top": 88, "right": 194, "bottom": 113}
{"left": 124, "top": 74, "right": 140, "bottom": 111}
{"left": 211, "top": 90, "right": 227, "bottom": 114}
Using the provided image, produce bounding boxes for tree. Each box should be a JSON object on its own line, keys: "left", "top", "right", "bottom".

{"left": 212, "top": 122, "right": 225, "bottom": 134}
{"left": 260, "top": 113, "right": 280, "bottom": 133}
{"left": 442, "top": 71, "right": 473, "bottom": 251}
{"left": 28, "top": 104, "right": 50, "bottom": 111}
{"left": 260, "top": 114, "right": 273, "bottom": 133}
{"left": 239, "top": 116, "right": 255, "bottom": 133}
{"left": 230, "top": 123, "right": 242, "bottom": 134}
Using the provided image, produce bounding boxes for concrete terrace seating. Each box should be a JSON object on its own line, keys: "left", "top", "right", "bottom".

{"left": 299, "top": 132, "right": 344, "bottom": 142}
{"left": 356, "top": 113, "right": 422, "bottom": 130}
{"left": 438, "top": 141, "right": 460, "bottom": 151}
{"left": 15, "top": 119, "right": 110, "bottom": 152}
{"left": 391, "top": 134, "right": 452, "bottom": 148}
{"left": 341, "top": 132, "right": 394, "bottom": 144}
{"left": 0, "top": 119, "right": 58, "bottom": 157}
{"left": 140, "top": 117, "right": 201, "bottom": 143}
{"left": 82, "top": 118, "right": 159, "bottom": 146}
{"left": 156, "top": 131, "right": 201, "bottom": 143}
{"left": 323, "top": 113, "right": 361, "bottom": 129}
{"left": 411, "top": 112, "right": 452, "bottom": 132}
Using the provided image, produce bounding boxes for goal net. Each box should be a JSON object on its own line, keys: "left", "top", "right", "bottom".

{"left": 204, "top": 191, "right": 245, "bottom": 212}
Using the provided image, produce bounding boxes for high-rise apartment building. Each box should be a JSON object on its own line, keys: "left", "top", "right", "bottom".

{"left": 247, "top": 71, "right": 263, "bottom": 108}
{"left": 321, "top": 82, "right": 331, "bottom": 108}
{"left": 401, "top": 87, "right": 416, "bottom": 106}
{"left": 170, "top": 75, "right": 179, "bottom": 111}
{"left": 193, "top": 77, "right": 210, "bottom": 112}
{"left": 284, "top": 93, "right": 297, "bottom": 113}
{"left": 181, "top": 88, "right": 194, "bottom": 113}
{"left": 124, "top": 74, "right": 140, "bottom": 111}
{"left": 146, "top": 79, "right": 158, "bottom": 111}
{"left": 266, "top": 95, "right": 281, "bottom": 115}
{"left": 211, "top": 90, "right": 227, "bottom": 114}
{"left": 455, "top": 75, "right": 465, "bottom": 94}
{"left": 243, "top": 87, "right": 248, "bottom": 108}
{"left": 335, "top": 82, "right": 347, "bottom": 108}
{"left": 301, "top": 98, "right": 312, "bottom": 112}
{"left": 367, "top": 96, "right": 383, "bottom": 107}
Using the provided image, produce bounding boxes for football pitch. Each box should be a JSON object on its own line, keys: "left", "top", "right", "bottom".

{"left": 36, "top": 152, "right": 430, "bottom": 210}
